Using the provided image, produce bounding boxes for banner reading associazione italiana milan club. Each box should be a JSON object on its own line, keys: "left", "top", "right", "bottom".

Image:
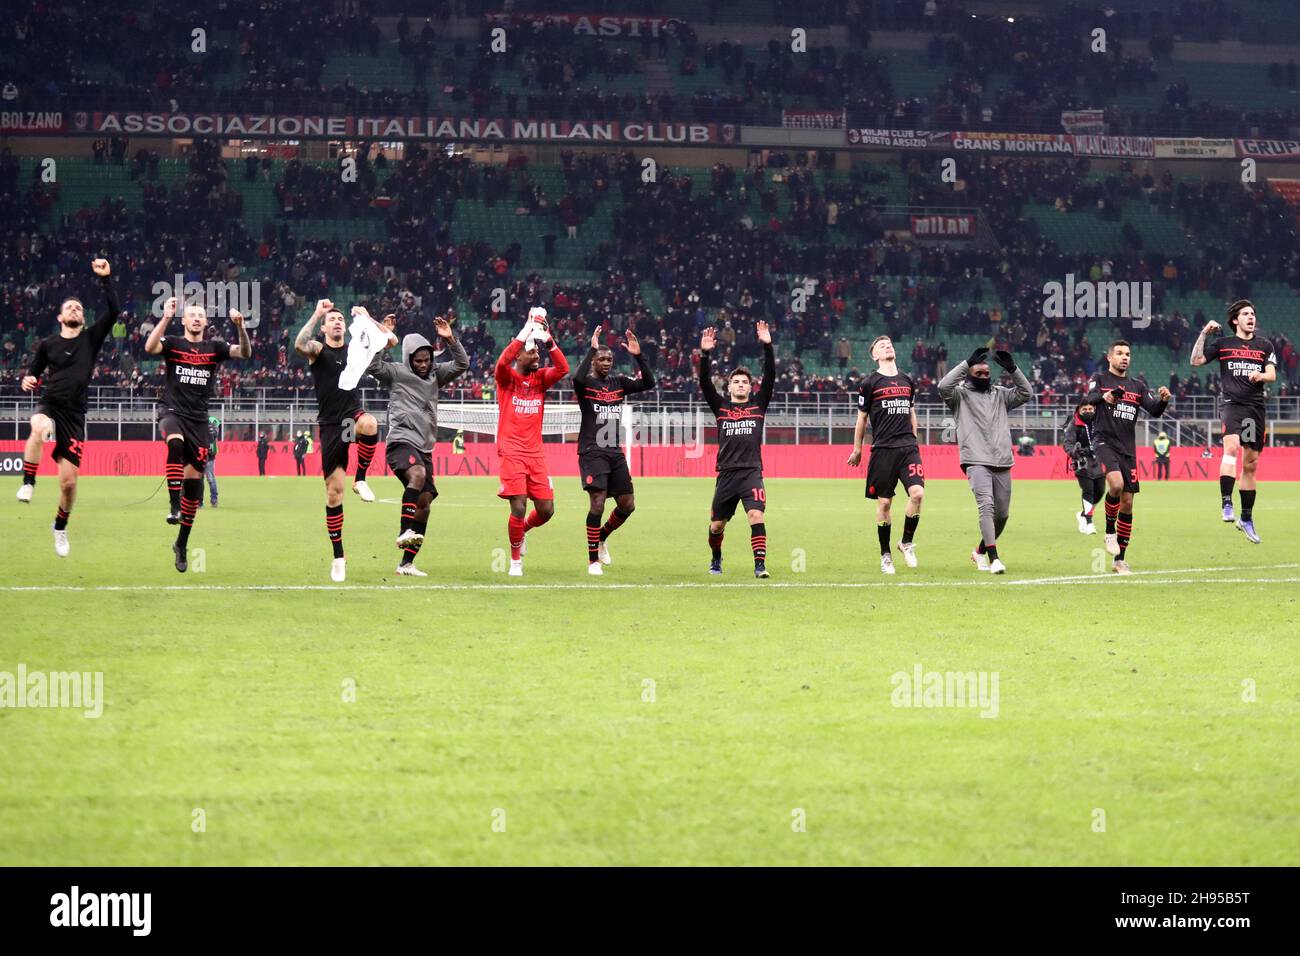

{"left": 81, "top": 112, "right": 735, "bottom": 144}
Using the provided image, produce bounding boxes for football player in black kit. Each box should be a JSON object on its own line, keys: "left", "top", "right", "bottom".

{"left": 571, "top": 324, "right": 657, "bottom": 575}
{"left": 1190, "top": 300, "right": 1277, "bottom": 543}
{"left": 1063, "top": 401, "right": 1104, "bottom": 536}
{"left": 145, "top": 300, "right": 251, "bottom": 572}
{"left": 17, "top": 258, "right": 122, "bottom": 557}
{"left": 1082, "top": 340, "right": 1171, "bottom": 575}
{"left": 295, "top": 298, "right": 397, "bottom": 582}
{"left": 848, "top": 336, "right": 925, "bottom": 576}
{"left": 699, "top": 320, "right": 775, "bottom": 578}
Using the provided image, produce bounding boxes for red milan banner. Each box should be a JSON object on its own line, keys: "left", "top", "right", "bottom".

{"left": 1072, "top": 134, "right": 1154, "bottom": 158}
{"left": 782, "top": 109, "right": 844, "bottom": 130}
{"left": 910, "top": 214, "right": 977, "bottom": 238}
{"left": 81, "top": 112, "right": 731, "bottom": 144}
{"left": 484, "top": 13, "right": 672, "bottom": 36}
{"left": 1060, "top": 109, "right": 1106, "bottom": 135}
{"left": 7, "top": 442, "right": 1300, "bottom": 481}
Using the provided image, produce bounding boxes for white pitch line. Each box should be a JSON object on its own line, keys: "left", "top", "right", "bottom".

{"left": 1006, "top": 562, "right": 1300, "bottom": 585}
{"left": 1, "top": 574, "right": 1297, "bottom": 593}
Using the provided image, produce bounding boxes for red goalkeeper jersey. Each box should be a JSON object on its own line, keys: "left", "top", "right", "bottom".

{"left": 495, "top": 339, "right": 570, "bottom": 457}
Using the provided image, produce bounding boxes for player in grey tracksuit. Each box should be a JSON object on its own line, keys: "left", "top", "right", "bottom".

{"left": 938, "top": 346, "right": 1033, "bottom": 574}
{"left": 366, "top": 319, "right": 469, "bottom": 575}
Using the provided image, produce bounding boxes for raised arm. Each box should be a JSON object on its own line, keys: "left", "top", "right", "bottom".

{"left": 937, "top": 360, "right": 966, "bottom": 408}
{"left": 294, "top": 298, "right": 330, "bottom": 361}
{"left": 755, "top": 336, "right": 776, "bottom": 408}
{"left": 228, "top": 309, "right": 252, "bottom": 359}
{"left": 572, "top": 326, "right": 600, "bottom": 387}
{"left": 1004, "top": 365, "right": 1033, "bottom": 410}
{"left": 541, "top": 340, "right": 571, "bottom": 387}
{"left": 697, "top": 327, "right": 722, "bottom": 414}
{"left": 626, "top": 344, "right": 658, "bottom": 394}
{"left": 1189, "top": 320, "right": 1219, "bottom": 367}
{"left": 144, "top": 296, "right": 177, "bottom": 355}
{"left": 432, "top": 317, "right": 470, "bottom": 385}
{"left": 88, "top": 259, "right": 120, "bottom": 346}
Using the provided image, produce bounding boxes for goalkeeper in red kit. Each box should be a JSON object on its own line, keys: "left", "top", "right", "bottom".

{"left": 496, "top": 308, "right": 570, "bottom": 576}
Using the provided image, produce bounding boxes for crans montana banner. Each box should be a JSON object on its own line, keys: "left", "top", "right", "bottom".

{"left": 89, "top": 112, "right": 733, "bottom": 144}
{"left": 951, "top": 131, "right": 1074, "bottom": 154}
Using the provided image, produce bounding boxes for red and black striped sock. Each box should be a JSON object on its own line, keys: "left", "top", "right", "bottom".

{"left": 326, "top": 504, "right": 344, "bottom": 559}
{"left": 1104, "top": 495, "right": 1121, "bottom": 535}
{"left": 976, "top": 540, "right": 987, "bottom": 554}
{"left": 1116, "top": 511, "right": 1132, "bottom": 559}
{"left": 177, "top": 478, "right": 201, "bottom": 546}
{"left": 354, "top": 432, "right": 377, "bottom": 481}
{"left": 586, "top": 512, "right": 601, "bottom": 563}
{"left": 400, "top": 487, "right": 418, "bottom": 532}
{"left": 600, "top": 507, "right": 630, "bottom": 541}
{"left": 54, "top": 506, "right": 69, "bottom": 530}
{"left": 901, "top": 512, "right": 919, "bottom": 544}
{"left": 750, "top": 523, "right": 767, "bottom": 564}
{"left": 708, "top": 528, "right": 724, "bottom": 558}
{"left": 400, "top": 519, "right": 426, "bottom": 566}
{"left": 166, "top": 440, "right": 185, "bottom": 511}
{"left": 22, "top": 459, "right": 38, "bottom": 486}
{"left": 877, "top": 521, "right": 891, "bottom": 555}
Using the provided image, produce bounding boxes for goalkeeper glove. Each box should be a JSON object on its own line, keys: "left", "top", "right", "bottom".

{"left": 516, "top": 319, "right": 541, "bottom": 343}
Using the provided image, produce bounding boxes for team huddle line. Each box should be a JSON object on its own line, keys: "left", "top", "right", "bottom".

{"left": 15, "top": 262, "right": 1279, "bottom": 580}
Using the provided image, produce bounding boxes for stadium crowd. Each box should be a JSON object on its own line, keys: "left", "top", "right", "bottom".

{"left": 4, "top": 1, "right": 1300, "bottom": 137}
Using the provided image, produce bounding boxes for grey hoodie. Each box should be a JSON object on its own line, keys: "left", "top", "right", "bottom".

{"left": 938, "top": 359, "right": 1033, "bottom": 467}
{"left": 367, "top": 333, "right": 469, "bottom": 454}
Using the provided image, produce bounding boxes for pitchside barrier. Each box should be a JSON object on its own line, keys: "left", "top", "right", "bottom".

{"left": 5, "top": 441, "right": 1299, "bottom": 480}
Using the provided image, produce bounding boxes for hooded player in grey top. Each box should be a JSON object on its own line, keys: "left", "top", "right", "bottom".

{"left": 938, "top": 347, "right": 1033, "bottom": 574}
{"left": 367, "top": 317, "right": 470, "bottom": 575}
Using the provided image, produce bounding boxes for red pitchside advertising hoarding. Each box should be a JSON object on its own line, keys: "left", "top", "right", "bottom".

{"left": 5, "top": 442, "right": 1300, "bottom": 481}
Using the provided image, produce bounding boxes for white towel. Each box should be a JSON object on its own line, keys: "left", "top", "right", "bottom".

{"left": 339, "top": 316, "right": 391, "bottom": 390}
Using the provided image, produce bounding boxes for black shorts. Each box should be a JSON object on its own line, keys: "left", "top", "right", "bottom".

{"left": 579, "top": 451, "right": 634, "bottom": 496}
{"left": 711, "top": 467, "right": 765, "bottom": 521}
{"left": 1223, "top": 402, "right": 1266, "bottom": 452}
{"left": 865, "top": 445, "right": 924, "bottom": 499}
{"left": 319, "top": 409, "right": 364, "bottom": 478}
{"left": 158, "top": 410, "right": 211, "bottom": 470}
{"left": 37, "top": 401, "right": 85, "bottom": 467}
{"left": 386, "top": 442, "right": 438, "bottom": 498}
{"left": 1095, "top": 444, "right": 1140, "bottom": 493}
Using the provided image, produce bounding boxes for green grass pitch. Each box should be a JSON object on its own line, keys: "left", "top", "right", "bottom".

{"left": 1, "top": 475, "right": 1297, "bottom": 865}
